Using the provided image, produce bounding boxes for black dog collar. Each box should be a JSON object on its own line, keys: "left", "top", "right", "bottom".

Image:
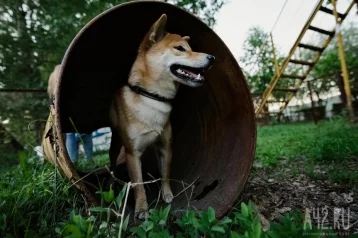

{"left": 127, "top": 83, "right": 173, "bottom": 103}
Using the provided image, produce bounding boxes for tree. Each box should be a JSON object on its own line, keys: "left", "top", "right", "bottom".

{"left": 240, "top": 27, "right": 276, "bottom": 96}
{"left": 166, "top": 0, "right": 226, "bottom": 27}
{"left": 0, "top": 0, "right": 226, "bottom": 150}
{"left": 239, "top": 26, "right": 292, "bottom": 122}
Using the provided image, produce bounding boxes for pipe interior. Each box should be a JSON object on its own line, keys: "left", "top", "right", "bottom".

{"left": 58, "top": 1, "right": 256, "bottom": 217}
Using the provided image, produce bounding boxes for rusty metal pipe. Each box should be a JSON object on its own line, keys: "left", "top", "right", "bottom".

{"left": 53, "top": 1, "right": 256, "bottom": 217}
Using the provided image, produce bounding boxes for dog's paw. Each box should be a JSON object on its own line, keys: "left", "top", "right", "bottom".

{"left": 162, "top": 190, "right": 174, "bottom": 203}
{"left": 135, "top": 199, "right": 149, "bottom": 220}
{"left": 135, "top": 210, "right": 149, "bottom": 220}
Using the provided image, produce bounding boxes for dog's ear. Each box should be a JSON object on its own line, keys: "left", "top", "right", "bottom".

{"left": 183, "top": 36, "right": 190, "bottom": 41}
{"left": 148, "top": 14, "right": 167, "bottom": 45}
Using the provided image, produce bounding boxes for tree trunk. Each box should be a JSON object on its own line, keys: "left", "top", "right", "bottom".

{"left": 263, "top": 103, "right": 270, "bottom": 125}
{"left": 336, "top": 71, "right": 347, "bottom": 106}
{"left": 308, "top": 81, "right": 318, "bottom": 124}
{"left": 0, "top": 123, "right": 24, "bottom": 151}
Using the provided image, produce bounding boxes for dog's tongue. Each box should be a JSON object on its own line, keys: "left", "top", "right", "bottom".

{"left": 183, "top": 69, "right": 198, "bottom": 77}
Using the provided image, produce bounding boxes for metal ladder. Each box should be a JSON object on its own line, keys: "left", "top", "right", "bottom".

{"left": 255, "top": 0, "right": 356, "bottom": 118}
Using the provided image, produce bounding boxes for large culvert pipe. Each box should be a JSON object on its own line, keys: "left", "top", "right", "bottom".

{"left": 53, "top": 0, "right": 256, "bottom": 218}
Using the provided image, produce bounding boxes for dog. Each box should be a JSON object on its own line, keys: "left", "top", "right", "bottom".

{"left": 109, "top": 14, "right": 215, "bottom": 219}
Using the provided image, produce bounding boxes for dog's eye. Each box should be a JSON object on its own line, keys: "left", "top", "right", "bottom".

{"left": 174, "top": 46, "right": 186, "bottom": 52}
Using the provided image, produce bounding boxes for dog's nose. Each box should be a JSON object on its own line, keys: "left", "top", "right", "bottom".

{"left": 207, "top": 55, "right": 215, "bottom": 63}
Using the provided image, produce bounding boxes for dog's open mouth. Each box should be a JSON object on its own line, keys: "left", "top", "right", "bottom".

{"left": 170, "top": 64, "right": 206, "bottom": 84}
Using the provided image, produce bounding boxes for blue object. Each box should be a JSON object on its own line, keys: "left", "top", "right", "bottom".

{"left": 65, "top": 133, "right": 93, "bottom": 162}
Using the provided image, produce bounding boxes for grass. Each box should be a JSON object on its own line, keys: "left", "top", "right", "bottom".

{"left": 75, "top": 151, "right": 110, "bottom": 172}
{"left": 1, "top": 116, "right": 357, "bottom": 237}
{"left": 0, "top": 158, "right": 337, "bottom": 237}
{"left": 255, "top": 116, "right": 358, "bottom": 185}
{"left": 0, "top": 153, "right": 84, "bottom": 237}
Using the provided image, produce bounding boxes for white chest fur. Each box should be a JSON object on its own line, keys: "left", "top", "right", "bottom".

{"left": 123, "top": 87, "right": 172, "bottom": 150}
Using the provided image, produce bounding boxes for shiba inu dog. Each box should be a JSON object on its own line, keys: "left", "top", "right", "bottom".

{"left": 109, "top": 14, "right": 215, "bottom": 219}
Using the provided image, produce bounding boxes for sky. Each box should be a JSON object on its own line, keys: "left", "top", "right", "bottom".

{"left": 213, "top": 0, "right": 357, "bottom": 61}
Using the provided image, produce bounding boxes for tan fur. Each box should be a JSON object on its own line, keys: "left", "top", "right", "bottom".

{"left": 109, "top": 14, "right": 214, "bottom": 219}
{"left": 47, "top": 64, "right": 61, "bottom": 100}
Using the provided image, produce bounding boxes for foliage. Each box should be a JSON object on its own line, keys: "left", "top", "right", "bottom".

{"left": 165, "top": 0, "right": 227, "bottom": 28}
{"left": 0, "top": 154, "right": 337, "bottom": 237}
{"left": 239, "top": 27, "right": 278, "bottom": 96}
{"left": 56, "top": 184, "right": 131, "bottom": 238}
{"left": 0, "top": 124, "right": 23, "bottom": 170}
{"left": 0, "top": 0, "right": 224, "bottom": 89}
{"left": 129, "top": 205, "right": 172, "bottom": 237}
{"left": 266, "top": 211, "right": 327, "bottom": 238}
{"left": 56, "top": 200, "right": 336, "bottom": 238}
{"left": 0, "top": 92, "right": 49, "bottom": 147}
{"left": 240, "top": 26, "right": 293, "bottom": 105}
{"left": 0, "top": 155, "right": 83, "bottom": 237}
{"left": 0, "top": 151, "right": 338, "bottom": 237}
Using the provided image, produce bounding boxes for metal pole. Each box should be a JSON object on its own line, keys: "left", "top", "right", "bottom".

{"left": 332, "top": 0, "right": 355, "bottom": 121}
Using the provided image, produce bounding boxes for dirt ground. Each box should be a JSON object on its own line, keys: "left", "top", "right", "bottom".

{"left": 238, "top": 170, "right": 358, "bottom": 236}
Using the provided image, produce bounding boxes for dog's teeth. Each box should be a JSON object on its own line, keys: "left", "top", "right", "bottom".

{"left": 196, "top": 74, "right": 201, "bottom": 80}
{"left": 178, "top": 69, "right": 187, "bottom": 76}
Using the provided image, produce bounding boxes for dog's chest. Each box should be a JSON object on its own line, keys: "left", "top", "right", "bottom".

{"left": 127, "top": 100, "right": 171, "bottom": 150}
{"left": 124, "top": 90, "right": 171, "bottom": 135}
{"left": 134, "top": 100, "right": 170, "bottom": 131}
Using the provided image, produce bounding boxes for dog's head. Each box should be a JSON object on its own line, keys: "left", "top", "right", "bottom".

{"left": 138, "top": 14, "right": 215, "bottom": 87}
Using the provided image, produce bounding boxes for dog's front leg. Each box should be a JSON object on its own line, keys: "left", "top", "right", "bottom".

{"left": 126, "top": 152, "right": 149, "bottom": 219}
{"left": 157, "top": 123, "right": 174, "bottom": 204}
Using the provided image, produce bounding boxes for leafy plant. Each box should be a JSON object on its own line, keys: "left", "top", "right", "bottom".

{"left": 56, "top": 184, "right": 130, "bottom": 238}
{"left": 229, "top": 202, "right": 264, "bottom": 238}
{"left": 0, "top": 161, "right": 341, "bottom": 238}
{"left": 176, "top": 207, "right": 232, "bottom": 238}
{"left": 130, "top": 205, "right": 172, "bottom": 238}
{"left": 0, "top": 156, "right": 81, "bottom": 237}
{"left": 2, "top": 119, "right": 357, "bottom": 237}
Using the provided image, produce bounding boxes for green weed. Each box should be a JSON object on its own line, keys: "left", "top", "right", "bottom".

{"left": 0, "top": 155, "right": 83, "bottom": 237}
